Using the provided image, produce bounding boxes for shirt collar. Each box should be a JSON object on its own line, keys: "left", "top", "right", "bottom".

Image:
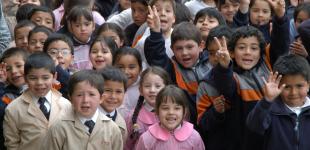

{"left": 149, "top": 121, "right": 193, "bottom": 141}
{"left": 285, "top": 96, "right": 310, "bottom": 115}
{"left": 78, "top": 108, "right": 99, "bottom": 124}
{"left": 32, "top": 90, "right": 52, "bottom": 104}
{"left": 144, "top": 101, "right": 154, "bottom": 112}
{"left": 98, "top": 106, "right": 116, "bottom": 116}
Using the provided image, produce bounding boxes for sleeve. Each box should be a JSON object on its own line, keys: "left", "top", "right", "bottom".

{"left": 111, "top": 124, "right": 124, "bottom": 150}
{"left": 107, "top": 8, "right": 133, "bottom": 30}
{"left": 135, "top": 135, "right": 147, "bottom": 150}
{"left": 0, "top": 1, "right": 11, "bottom": 54}
{"left": 3, "top": 108, "right": 19, "bottom": 150}
{"left": 144, "top": 30, "right": 173, "bottom": 73}
{"left": 193, "top": 131, "right": 206, "bottom": 150}
{"left": 93, "top": 11, "right": 105, "bottom": 26}
{"left": 232, "top": 10, "right": 249, "bottom": 28}
{"left": 246, "top": 99, "right": 273, "bottom": 135}
{"left": 269, "top": 15, "right": 290, "bottom": 66}
{"left": 41, "top": 124, "right": 63, "bottom": 150}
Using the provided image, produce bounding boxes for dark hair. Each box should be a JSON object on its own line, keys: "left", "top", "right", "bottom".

{"left": 155, "top": 85, "right": 188, "bottom": 116}
{"left": 43, "top": 33, "right": 74, "bottom": 55}
{"left": 273, "top": 54, "right": 310, "bottom": 81}
{"left": 149, "top": 0, "right": 176, "bottom": 15}
{"left": 193, "top": 7, "right": 226, "bottom": 25}
{"left": 175, "top": 3, "right": 192, "bottom": 24}
{"left": 28, "top": 6, "right": 55, "bottom": 27}
{"left": 113, "top": 46, "right": 142, "bottom": 71}
{"left": 28, "top": 25, "right": 53, "bottom": 40}
{"left": 67, "top": 5, "right": 94, "bottom": 23}
{"left": 205, "top": 25, "right": 233, "bottom": 49}
{"left": 24, "top": 52, "right": 56, "bottom": 76}
{"left": 1, "top": 47, "right": 29, "bottom": 63}
{"left": 131, "top": 0, "right": 150, "bottom": 6}
{"left": 97, "top": 23, "right": 126, "bottom": 46}
{"left": 61, "top": 0, "right": 94, "bottom": 26}
{"left": 90, "top": 36, "right": 118, "bottom": 57}
{"left": 68, "top": 70, "right": 105, "bottom": 96}
{"left": 294, "top": 3, "right": 310, "bottom": 22}
{"left": 16, "top": 3, "right": 38, "bottom": 23}
{"left": 14, "top": 20, "right": 36, "bottom": 37}
{"left": 217, "top": 0, "right": 240, "bottom": 10}
{"left": 171, "top": 22, "right": 202, "bottom": 47}
{"left": 99, "top": 66, "right": 128, "bottom": 91}
{"left": 130, "top": 66, "right": 172, "bottom": 139}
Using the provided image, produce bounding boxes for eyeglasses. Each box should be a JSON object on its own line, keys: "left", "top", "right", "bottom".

{"left": 47, "top": 48, "right": 71, "bottom": 56}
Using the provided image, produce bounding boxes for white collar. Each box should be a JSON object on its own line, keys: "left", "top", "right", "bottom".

{"left": 144, "top": 102, "right": 154, "bottom": 112}
{"left": 79, "top": 109, "right": 99, "bottom": 124}
{"left": 33, "top": 90, "right": 52, "bottom": 105}
{"left": 98, "top": 106, "right": 116, "bottom": 116}
{"left": 285, "top": 96, "right": 310, "bottom": 116}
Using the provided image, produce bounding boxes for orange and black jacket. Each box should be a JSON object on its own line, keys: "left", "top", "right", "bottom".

{"left": 144, "top": 30, "right": 211, "bottom": 127}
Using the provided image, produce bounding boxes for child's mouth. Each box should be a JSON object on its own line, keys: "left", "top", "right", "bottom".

{"left": 242, "top": 59, "right": 253, "bottom": 65}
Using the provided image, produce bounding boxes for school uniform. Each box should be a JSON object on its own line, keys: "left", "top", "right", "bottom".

{"left": 118, "top": 78, "right": 140, "bottom": 118}
{"left": 43, "top": 108, "right": 123, "bottom": 150}
{"left": 3, "top": 89, "right": 71, "bottom": 150}
{"left": 99, "top": 107, "right": 128, "bottom": 143}
{"left": 135, "top": 121, "right": 205, "bottom": 150}
{"left": 125, "top": 104, "right": 158, "bottom": 150}
{"left": 185, "top": 0, "right": 215, "bottom": 19}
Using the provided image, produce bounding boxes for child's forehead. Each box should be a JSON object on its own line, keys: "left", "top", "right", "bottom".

{"left": 154, "top": 0, "right": 174, "bottom": 8}
{"left": 72, "top": 16, "right": 93, "bottom": 23}
{"left": 16, "top": 26, "right": 33, "bottom": 32}
{"left": 281, "top": 74, "right": 308, "bottom": 82}
{"left": 33, "top": 11, "right": 52, "bottom": 17}
{"left": 30, "top": 32, "right": 48, "bottom": 39}
{"left": 27, "top": 68, "right": 53, "bottom": 75}
{"left": 104, "top": 80, "right": 125, "bottom": 88}
{"left": 236, "top": 36, "right": 259, "bottom": 44}
{"left": 3, "top": 54, "right": 25, "bottom": 63}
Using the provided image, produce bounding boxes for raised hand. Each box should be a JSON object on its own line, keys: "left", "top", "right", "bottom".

{"left": 147, "top": 5, "right": 161, "bottom": 33}
{"left": 215, "top": 37, "right": 231, "bottom": 68}
{"left": 0, "top": 62, "right": 7, "bottom": 83}
{"left": 266, "top": 0, "right": 286, "bottom": 18}
{"left": 239, "top": 0, "right": 251, "bottom": 13}
{"left": 290, "top": 41, "right": 308, "bottom": 58}
{"left": 211, "top": 96, "right": 226, "bottom": 113}
{"left": 262, "top": 72, "right": 286, "bottom": 102}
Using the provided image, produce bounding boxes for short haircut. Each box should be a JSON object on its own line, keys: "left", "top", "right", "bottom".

{"left": 193, "top": 7, "right": 226, "bottom": 25}
{"left": 205, "top": 25, "right": 233, "bottom": 49}
{"left": 130, "top": 0, "right": 150, "bottom": 6}
{"left": 16, "top": 3, "right": 37, "bottom": 23}
{"left": 113, "top": 46, "right": 143, "bottom": 71}
{"left": 99, "top": 66, "right": 128, "bottom": 91}
{"left": 90, "top": 36, "right": 118, "bottom": 57}
{"left": 217, "top": 0, "right": 240, "bottom": 10}
{"left": 28, "top": 25, "right": 53, "bottom": 40}
{"left": 175, "top": 2, "right": 192, "bottom": 24}
{"left": 24, "top": 52, "right": 56, "bottom": 76}
{"left": 293, "top": 3, "right": 310, "bottom": 22}
{"left": 67, "top": 5, "right": 93, "bottom": 23}
{"left": 68, "top": 70, "right": 105, "bottom": 96}
{"left": 14, "top": 20, "right": 36, "bottom": 37}
{"left": 1, "top": 47, "right": 29, "bottom": 63}
{"left": 97, "top": 23, "right": 127, "bottom": 45}
{"left": 149, "top": 0, "right": 176, "bottom": 16}
{"left": 171, "top": 22, "right": 202, "bottom": 47}
{"left": 43, "top": 33, "right": 74, "bottom": 55}
{"left": 273, "top": 54, "right": 310, "bottom": 81}
{"left": 28, "top": 6, "right": 55, "bottom": 26}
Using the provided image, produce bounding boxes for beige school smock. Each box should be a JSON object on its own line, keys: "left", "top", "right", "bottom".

{"left": 115, "top": 111, "right": 128, "bottom": 144}
{"left": 43, "top": 108, "right": 123, "bottom": 150}
{"left": 3, "top": 89, "right": 71, "bottom": 150}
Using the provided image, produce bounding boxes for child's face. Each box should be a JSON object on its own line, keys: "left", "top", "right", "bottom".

{"left": 28, "top": 32, "right": 48, "bottom": 53}
{"left": 69, "top": 16, "right": 95, "bottom": 43}
{"left": 295, "top": 10, "right": 309, "bottom": 30}
{"left": 280, "top": 74, "right": 310, "bottom": 107}
{"left": 195, "top": 15, "right": 219, "bottom": 39}
{"left": 99, "top": 30, "right": 123, "bottom": 48}
{"left": 207, "top": 40, "right": 221, "bottom": 67}
{"left": 131, "top": 2, "right": 148, "bottom": 26}
{"left": 30, "top": 11, "right": 54, "bottom": 31}
{"left": 15, "top": 26, "right": 33, "bottom": 50}
{"left": 220, "top": 0, "right": 240, "bottom": 23}
{"left": 154, "top": 0, "right": 176, "bottom": 33}
{"left": 232, "top": 36, "right": 260, "bottom": 70}
{"left": 19, "top": 0, "right": 41, "bottom": 6}
{"left": 115, "top": 54, "right": 141, "bottom": 87}
{"left": 4, "top": 55, "right": 25, "bottom": 88}
{"left": 172, "top": 39, "right": 202, "bottom": 68}
{"left": 89, "top": 41, "right": 113, "bottom": 70}
{"left": 71, "top": 81, "right": 102, "bottom": 118}
{"left": 47, "top": 40, "right": 73, "bottom": 70}
{"left": 140, "top": 73, "right": 165, "bottom": 107}
{"left": 250, "top": 0, "right": 271, "bottom": 26}
{"left": 25, "top": 68, "right": 55, "bottom": 97}
{"left": 101, "top": 80, "right": 125, "bottom": 113}
{"left": 158, "top": 98, "right": 184, "bottom": 131}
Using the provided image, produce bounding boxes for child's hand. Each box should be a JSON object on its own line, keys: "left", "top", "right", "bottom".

{"left": 290, "top": 42, "right": 308, "bottom": 58}
{"left": 267, "top": 0, "right": 286, "bottom": 18}
{"left": 0, "top": 63, "right": 7, "bottom": 83}
{"left": 211, "top": 96, "right": 226, "bottom": 113}
{"left": 215, "top": 37, "right": 231, "bottom": 68}
{"left": 239, "top": 0, "right": 251, "bottom": 13}
{"left": 147, "top": 5, "right": 161, "bottom": 33}
{"left": 262, "top": 72, "right": 286, "bottom": 102}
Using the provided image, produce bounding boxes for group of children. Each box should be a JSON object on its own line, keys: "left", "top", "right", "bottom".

{"left": 0, "top": 0, "right": 309, "bottom": 149}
